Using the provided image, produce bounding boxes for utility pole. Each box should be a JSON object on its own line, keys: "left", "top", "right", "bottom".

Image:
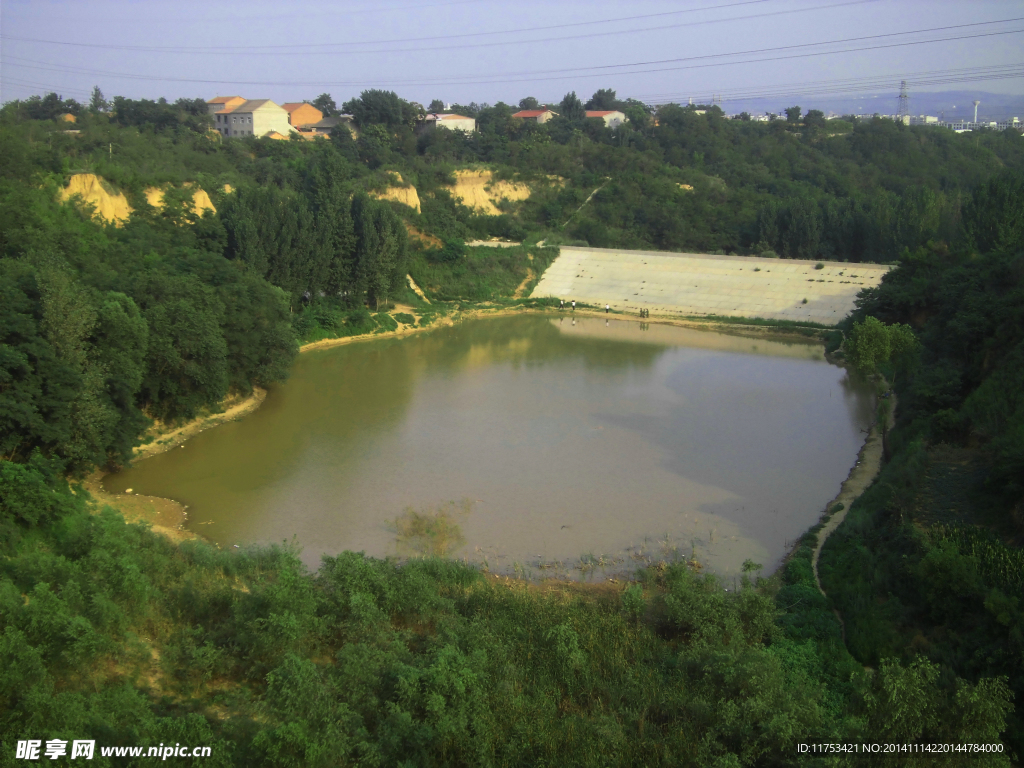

{"left": 897, "top": 80, "right": 910, "bottom": 125}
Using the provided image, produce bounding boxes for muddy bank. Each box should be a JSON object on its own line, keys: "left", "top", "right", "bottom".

{"left": 811, "top": 394, "right": 893, "bottom": 592}
{"left": 87, "top": 388, "right": 266, "bottom": 538}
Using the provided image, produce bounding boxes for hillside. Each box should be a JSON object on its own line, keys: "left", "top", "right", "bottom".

{"left": 1, "top": 91, "right": 1022, "bottom": 765}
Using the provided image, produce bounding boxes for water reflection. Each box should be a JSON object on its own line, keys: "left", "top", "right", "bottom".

{"left": 105, "top": 316, "right": 873, "bottom": 578}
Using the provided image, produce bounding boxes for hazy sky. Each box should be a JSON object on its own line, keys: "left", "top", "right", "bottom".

{"left": 2, "top": 0, "right": 1021, "bottom": 110}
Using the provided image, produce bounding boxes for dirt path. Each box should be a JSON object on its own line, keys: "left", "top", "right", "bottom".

{"left": 513, "top": 268, "right": 535, "bottom": 299}
{"left": 407, "top": 274, "right": 431, "bottom": 304}
{"left": 562, "top": 177, "right": 611, "bottom": 228}
{"left": 811, "top": 394, "right": 893, "bottom": 595}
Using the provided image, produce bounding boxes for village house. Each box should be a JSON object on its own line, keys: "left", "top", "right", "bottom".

{"left": 586, "top": 110, "right": 627, "bottom": 128}
{"left": 299, "top": 115, "right": 355, "bottom": 138}
{"left": 206, "top": 96, "right": 245, "bottom": 116}
{"left": 206, "top": 97, "right": 294, "bottom": 138}
{"left": 422, "top": 113, "right": 476, "bottom": 132}
{"left": 511, "top": 108, "right": 558, "bottom": 123}
{"left": 281, "top": 102, "right": 323, "bottom": 129}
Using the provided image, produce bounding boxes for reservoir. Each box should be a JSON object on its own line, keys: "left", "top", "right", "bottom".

{"left": 104, "top": 315, "right": 875, "bottom": 578}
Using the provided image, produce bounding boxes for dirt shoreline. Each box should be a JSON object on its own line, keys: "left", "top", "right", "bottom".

{"left": 94, "top": 305, "right": 833, "bottom": 548}
{"left": 811, "top": 393, "right": 893, "bottom": 593}
{"left": 86, "top": 388, "right": 267, "bottom": 539}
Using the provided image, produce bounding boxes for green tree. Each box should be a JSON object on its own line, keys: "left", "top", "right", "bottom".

{"left": 804, "top": 109, "right": 826, "bottom": 130}
{"left": 518, "top": 97, "right": 540, "bottom": 110}
{"left": 351, "top": 194, "right": 408, "bottom": 310}
{"left": 311, "top": 93, "right": 337, "bottom": 117}
{"left": 962, "top": 171, "right": 1024, "bottom": 254}
{"left": 342, "top": 90, "right": 416, "bottom": 129}
{"left": 427, "top": 99, "right": 445, "bottom": 113}
{"left": 132, "top": 271, "right": 229, "bottom": 422}
{"left": 845, "top": 316, "right": 917, "bottom": 373}
{"left": 785, "top": 105, "right": 802, "bottom": 123}
{"left": 558, "top": 91, "right": 585, "bottom": 123}
{"left": 88, "top": 86, "right": 108, "bottom": 114}
{"left": 585, "top": 89, "right": 619, "bottom": 111}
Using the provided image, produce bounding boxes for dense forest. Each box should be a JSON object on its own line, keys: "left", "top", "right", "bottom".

{"left": 1, "top": 88, "right": 1023, "bottom": 765}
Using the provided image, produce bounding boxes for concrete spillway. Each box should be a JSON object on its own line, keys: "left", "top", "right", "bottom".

{"left": 531, "top": 246, "right": 891, "bottom": 325}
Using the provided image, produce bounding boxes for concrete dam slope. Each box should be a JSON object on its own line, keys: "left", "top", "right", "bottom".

{"left": 531, "top": 246, "right": 891, "bottom": 325}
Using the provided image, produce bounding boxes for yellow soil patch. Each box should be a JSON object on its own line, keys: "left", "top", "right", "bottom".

{"left": 449, "top": 169, "right": 531, "bottom": 215}
{"left": 372, "top": 172, "right": 421, "bottom": 213}
{"left": 677, "top": 183, "right": 694, "bottom": 191}
{"left": 513, "top": 268, "right": 535, "bottom": 299}
{"left": 223, "top": 183, "right": 234, "bottom": 194}
{"left": 59, "top": 173, "right": 132, "bottom": 226}
{"left": 144, "top": 183, "right": 217, "bottom": 217}
{"left": 406, "top": 274, "right": 431, "bottom": 304}
{"left": 133, "top": 388, "right": 266, "bottom": 461}
{"left": 405, "top": 223, "right": 442, "bottom": 249}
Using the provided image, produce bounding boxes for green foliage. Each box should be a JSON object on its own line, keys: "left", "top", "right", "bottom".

{"left": 2, "top": 88, "right": 1024, "bottom": 763}
{"left": 342, "top": 89, "right": 419, "bottom": 129}
{"left": 845, "top": 315, "right": 917, "bottom": 373}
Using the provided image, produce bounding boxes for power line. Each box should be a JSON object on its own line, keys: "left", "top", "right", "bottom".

{"left": 2, "top": 1, "right": 888, "bottom": 59}
{"left": 636, "top": 64, "right": 1024, "bottom": 105}
{"left": 4, "top": 22, "right": 1022, "bottom": 90}
{"left": 680, "top": 63, "right": 1024, "bottom": 97}
{"left": 1, "top": 0, "right": 777, "bottom": 53}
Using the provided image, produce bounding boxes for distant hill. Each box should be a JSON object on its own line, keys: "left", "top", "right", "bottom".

{"left": 720, "top": 90, "right": 1024, "bottom": 121}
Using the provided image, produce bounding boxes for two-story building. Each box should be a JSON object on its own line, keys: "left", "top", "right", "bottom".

{"left": 206, "top": 97, "right": 295, "bottom": 138}
{"left": 281, "top": 102, "right": 323, "bottom": 129}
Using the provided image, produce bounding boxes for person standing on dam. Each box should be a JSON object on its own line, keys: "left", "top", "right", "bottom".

{"left": 571, "top": 300, "right": 576, "bottom": 311}
{"left": 560, "top": 299, "right": 564, "bottom": 310}
{"left": 605, "top": 304, "right": 610, "bottom": 313}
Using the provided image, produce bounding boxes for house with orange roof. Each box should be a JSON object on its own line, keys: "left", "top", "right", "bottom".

{"left": 206, "top": 96, "right": 245, "bottom": 116}
{"left": 586, "top": 110, "right": 627, "bottom": 128}
{"left": 511, "top": 108, "right": 558, "bottom": 123}
{"left": 281, "top": 102, "right": 323, "bottom": 128}
{"left": 206, "top": 96, "right": 295, "bottom": 139}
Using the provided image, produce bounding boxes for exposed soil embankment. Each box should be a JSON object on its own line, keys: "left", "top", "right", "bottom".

{"left": 449, "top": 170, "right": 531, "bottom": 215}
{"left": 144, "top": 183, "right": 217, "bottom": 217}
{"left": 59, "top": 173, "right": 132, "bottom": 225}
{"left": 372, "top": 173, "right": 421, "bottom": 212}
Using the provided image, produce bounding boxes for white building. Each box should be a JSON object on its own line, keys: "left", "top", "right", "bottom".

{"left": 423, "top": 113, "right": 476, "bottom": 132}
{"left": 585, "top": 110, "right": 627, "bottom": 128}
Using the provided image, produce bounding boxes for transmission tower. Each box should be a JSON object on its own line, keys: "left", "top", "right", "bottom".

{"left": 897, "top": 80, "right": 910, "bottom": 124}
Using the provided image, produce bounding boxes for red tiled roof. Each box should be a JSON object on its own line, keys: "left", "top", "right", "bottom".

{"left": 512, "top": 110, "right": 551, "bottom": 118}
{"left": 208, "top": 96, "right": 242, "bottom": 104}
{"left": 585, "top": 111, "right": 619, "bottom": 117}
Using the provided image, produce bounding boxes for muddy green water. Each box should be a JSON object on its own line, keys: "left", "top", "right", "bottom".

{"left": 105, "top": 316, "right": 875, "bottom": 578}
